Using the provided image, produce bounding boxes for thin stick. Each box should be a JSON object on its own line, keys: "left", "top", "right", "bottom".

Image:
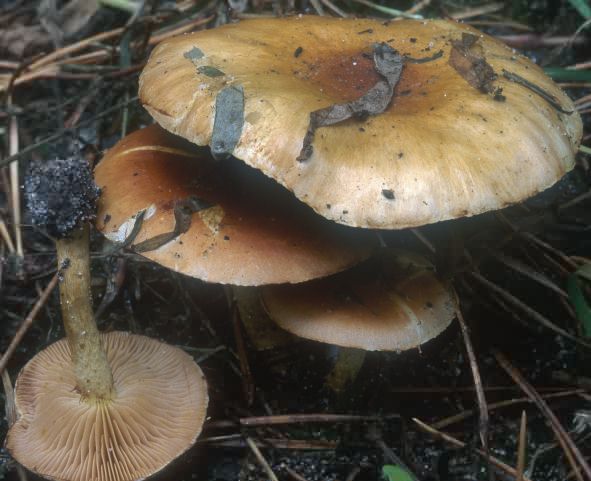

{"left": 285, "top": 467, "right": 311, "bottom": 481}
{"left": 241, "top": 413, "right": 384, "bottom": 426}
{"left": 410, "top": 228, "right": 436, "bottom": 253}
{"left": 516, "top": 411, "right": 527, "bottom": 481}
{"left": 456, "top": 306, "right": 491, "bottom": 479}
{"left": 493, "top": 351, "right": 591, "bottom": 481}
{"left": 451, "top": 2, "right": 503, "bottom": 19}
{"left": 245, "top": 437, "right": 280, "bottom": 481}
{"left": 470, "top": 272, "right": 591, "bottom": 349}
{"left": 406, "top": 0, "right": 431, "bottom": 15}
{"left": 0, "top": 96, "right": 139, "bottom": 168}
{"left": 432, "top": 389, "right": 584, "bottom": 429}
{"left": 320, "top": 0, "right": 348, "bottom": 17}
{"left": 0, "top": 216, "right": 15, "bottom": 253}
{"left": 8, "top": 95, "right": 23, "bottom": 259}
{"left": 0, "top": 273, "right": 60, "bottom": 376}
{"left": 28, "top": 27, "right": 125, "bottom": 71}
{"left": 413, "top": 418, "right": 533, "bottom": 481}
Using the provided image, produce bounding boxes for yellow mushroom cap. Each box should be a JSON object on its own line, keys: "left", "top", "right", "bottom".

{"left": 7, "top": 332, "right": 208, "bottom": 481}
{"left": 261, "top": 249, "right": 457, "bottom": 351}
{"left": 140, "top": 16, "right": 582, "bottom": 229}
{"left": 94, "top": 125, "right": 375, "bottom": 286}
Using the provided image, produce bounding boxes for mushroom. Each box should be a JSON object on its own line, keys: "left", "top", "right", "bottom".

{"left": 139, "top": 16, "right": 582, "bottom": 229}
{"left": 9, "top": 157, "right": 208, "bottom": 481}
{"left": 261, "top": 249, "right": 456, "bottom": 352}
{"left": 259, "top": 249, "right": 457, "bottom": 391}
{"left": 94, "top": 124, "right": 375, "bottom": 286}
{"left": 7, "top": 332, "right": 208, "bottom": 481}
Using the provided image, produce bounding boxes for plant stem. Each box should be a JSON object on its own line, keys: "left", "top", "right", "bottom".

{"left": 56, "top": 224, "right": 113, "bottom": 400}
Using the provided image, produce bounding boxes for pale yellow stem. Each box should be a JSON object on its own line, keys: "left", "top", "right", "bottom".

{"left": 56, "top": 225, "right": 113, "bottom": 400}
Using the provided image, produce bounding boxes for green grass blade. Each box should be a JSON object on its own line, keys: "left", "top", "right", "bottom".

{"left": 568, "top": 0, "right": 591, "bottom": 19}
{"left": 382, "top": 465, "right": 414, "bottom": 481}
{"left": 567, "top": 273, "right": 591, "bottom": 337}
{"left": 544, "top": 67, "right": 591, "bottom": 82}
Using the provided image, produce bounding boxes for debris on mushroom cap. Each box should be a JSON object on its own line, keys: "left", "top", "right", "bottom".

{"left": 6, "top": 331, "right": 208, "bottom": 481}
{"left": 94, "top": 125, "right": 375, "bottom": 286}
{"left": 140, "top": 17, "right": 583, "bottom": 229}
{"left": 261, "top": 249, "right": 457, "bottom": 351}
{"left": 24, "top": 157, "right": 100, "bottom": 238}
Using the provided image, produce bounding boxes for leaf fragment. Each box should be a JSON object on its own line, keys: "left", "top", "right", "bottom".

{"left": 297, "top": 42, "right": 404, "bottom": 162}
{"left": 449, "top": 33, "right": 498, "bottom": 95}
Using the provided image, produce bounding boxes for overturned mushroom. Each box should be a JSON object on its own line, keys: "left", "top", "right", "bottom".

{"left": 140, "top": 16, "right": 582, "bottom": 229}
{"left": 94, "top": 124, "right": 375, "bottom": 286}
{"left": 7, "top": 332, "right": 208, "bottom": 481}
{"left": 8, "top": 157, "right": 208, "bottom": 481}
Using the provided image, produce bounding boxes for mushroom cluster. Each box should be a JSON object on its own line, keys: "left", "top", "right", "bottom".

{"left": 121, "top": 16, "right": 580, "bottom": 349}
{"left": 9, "top": 14, "right": 582, "bottom": 481}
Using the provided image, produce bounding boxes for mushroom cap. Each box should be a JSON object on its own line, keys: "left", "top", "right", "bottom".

{"left": 140, "top": 16, "right": 582, "bottom": 229}
{"left": 261, "top": 249, "right": 457, "bottom": 351}
{"left": 6, "top": 331, "right": 208, "bottom": 481}
{"left": 95, "top": 125, "right": 375, "bottom": 285}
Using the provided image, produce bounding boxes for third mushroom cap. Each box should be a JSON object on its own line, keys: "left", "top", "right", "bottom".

{"left": 139, "top": 16, "right": 582, "bottom": 229}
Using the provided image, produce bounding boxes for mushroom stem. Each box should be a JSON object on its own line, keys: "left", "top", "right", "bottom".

{"left": 56, "top": 224, "right": 113, "bottom": 400}
{"left": 325, "top": 347, "right": 366, "bottom": 394}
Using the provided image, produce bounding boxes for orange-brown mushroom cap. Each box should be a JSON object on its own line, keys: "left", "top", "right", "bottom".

{"left": 6, "top": 331, "right": 208, "bottom": 481}
{"left": 94, "top": 125, "right": 375, "bottom": 285}
{"left": 140, "top": 17, "right": 582, "bottom": 229}
{"left": 261, "top": 250, "right": 457, "bottom": 351}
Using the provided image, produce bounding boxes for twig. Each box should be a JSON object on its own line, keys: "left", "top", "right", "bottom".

{"left": 349, "top": 0, "right": 422, "bottom": 19}
{"left": 200, "top": 436, "right": 337, "bottom": 449}
{"left": 28, "top": 27, "right": 125, "bottom": 71}
{"left": 456, "top": 306, "right": 492, "bottom": 480}
{"left": 492, "top": 253, "right": 568, "bottom": 298}
{"left": 410, "top": 228, "right": 436, "bottom": 253}
{"left": 432, "top": 389, "right": 584, "bottom": 429}
{"left": 389, "top": 385, "right": 571, "bottom": 393}
{"left": 308, "top": 0, "right": 325, "bottom": 15}
{"left": 451, "top": 2, "right": 503, "bottom": 19}
{"left": 516, "top": 411, "right": 527, "bottom": 481}
{"left": 405, "top": 0, "right": 430, "bottom": 15}
{"left": 493, "top": 351, "right": 591, "bottom": 481}
{"left": 285, "top": 467, "right": 311, "bottom": 481}
{"left": 519, "top": 232, "right": 578, "bottom": 270}
{"left": 0, "top": 96, "right": 139, "bottom": 168}
{"left": 241, "top": 413, "right": 384, "bottom": 426}
{"left": 469, "top": 272, "right": 591, "bottom": 349}
{"left": 0, "top": 215, "right": 15, "bottom": 253}
{"left": 7, "top": 94, "right": 23, "bottom": 260}
{"left": 320, "top": 0, "right": 347, "bottom": 17}
{"left": 367, "top": 424, "right": 418, "bottom": 481}
{"left": 413, "top": 418, "right": 533, "bottom": 481}
{"left": 245, "top": 437, "right": 280, "bottom": 481}
{"left": 0, "top": 273, "right": 60, "bottom": 376}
